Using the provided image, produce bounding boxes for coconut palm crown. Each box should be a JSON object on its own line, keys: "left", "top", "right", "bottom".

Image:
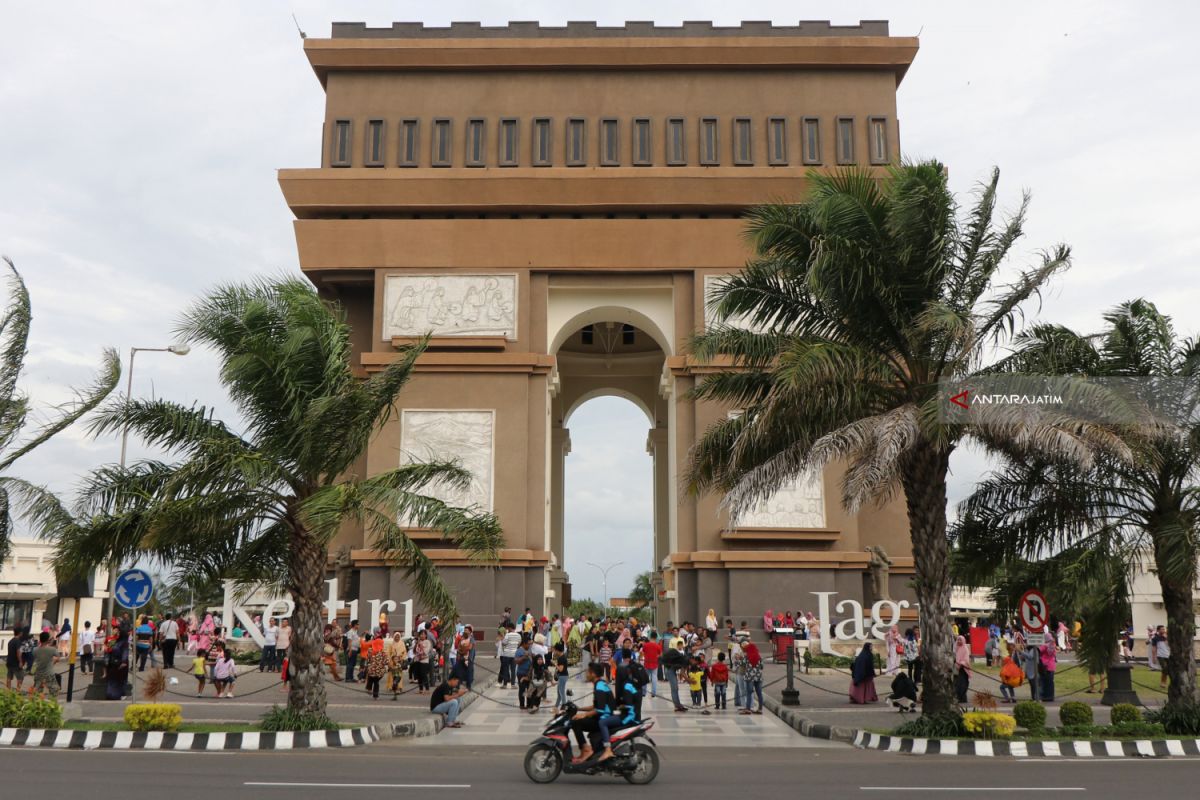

{"left": 49, "top": 277, "right": 504, "bottom": 716}
{"left": 687, "top": 162, "right": 1119, "bottom": 715}
{"left": 0, "top": 256, "right": 119, "bottom": 561}
{"left": 955, "top": 299, "right": 1200, "bottom": 709}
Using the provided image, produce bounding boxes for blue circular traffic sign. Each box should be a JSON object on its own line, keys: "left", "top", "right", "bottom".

{"left": 114, "top": 568, "right": 154, "bottom": 610}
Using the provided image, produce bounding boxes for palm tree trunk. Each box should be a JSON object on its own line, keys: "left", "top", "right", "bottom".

{"left": 1152, "top": 524, "right": 1199, "bottom": 707}
{"left": 900, "top": 444, "right": 955, "bottom": 715}
{"left": 286, "top": 527, "right": 329, "bottom": 716}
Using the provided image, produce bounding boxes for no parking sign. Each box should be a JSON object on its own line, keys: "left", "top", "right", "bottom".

{"left": 1019, "top": 589, "right": 1048, "bottom": 645}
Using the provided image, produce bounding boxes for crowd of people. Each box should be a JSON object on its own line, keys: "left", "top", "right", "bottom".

{"left": 473, "top": 608, "right": 774, "bottom": 762}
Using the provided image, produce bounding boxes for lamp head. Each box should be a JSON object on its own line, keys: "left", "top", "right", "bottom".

{"left": 167, "top": 344, "right": 190, "bottom": 356}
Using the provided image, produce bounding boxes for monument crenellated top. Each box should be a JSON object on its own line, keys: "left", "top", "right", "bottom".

{"left": 330, "top": 20, "right": 892, "bottom": 40}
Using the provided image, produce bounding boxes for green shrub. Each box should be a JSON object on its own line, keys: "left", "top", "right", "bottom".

{"left": 1145, "top": 702, "right": 1200, "bottom": 735}
{"left": 124, "top": 703, "right": 183, "bottom": 732}
{"left": 1059, "top": 701, "right": 1094, "bottom": 728}
{"left": 233, "top": 650, "right": 263, "bottom": 665}
{"left": 963, "top": 711, "right": 1016, "bottom": 739}
{"left": 1109, "top": 703, "right": 1141, "bottom": 726}
{"left": 804, "top": 654, "right": 856, "bottom": 669}
{"left": 1059, "top": 724, "right": 1098, "bottom": 738}
{"left": 0, "top": 689, "right": 63, "bottom": 729}
{"left": 260, "top": 705, "right": 338, "bottom": 732}
{"left": 893, "top": 709, "right": 965, "bottom": 738}
{"left": 1104, "top": 721, "right": 1164, "bottom": 738}
{"left": 10, "top": 695, "right": 63, "bottom": 729}
{"left": 1013, "top": 700, "right": 1047, "bottom": 731}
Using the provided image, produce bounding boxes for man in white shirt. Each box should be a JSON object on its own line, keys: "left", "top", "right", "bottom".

{"left": 260, "top": 618, "right": 278, "bottom": 673}
{"left": 77, "top": 621, "right": 96, "bottom": 674}
{"left": 159, "top": 613, "right": 180, "bottom": 669}
{"left": 500, "top": 623, "right": 522, "bottom": 689}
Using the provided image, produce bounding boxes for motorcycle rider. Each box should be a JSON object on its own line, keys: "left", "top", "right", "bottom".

{"left": 571, "top": 662, "right": 620, "bottom": 763}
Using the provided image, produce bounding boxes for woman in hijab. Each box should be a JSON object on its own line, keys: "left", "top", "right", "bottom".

{"left": 885, "top": 625, "right": 902, "bottom": 675}
{"left": 762, "top": 609, "right": 775, "bottom": 636}
{"left": 849, "top": 642, "right": 878, "bottom": 704}
{"left": 954, "top": 635, "right": 972, "bottom": 702}
{"left": 1039, "top": 639, "right": 1057, "bottom": 701}
{"left": 105, "top": 622, "right": 131, "bottom": 700}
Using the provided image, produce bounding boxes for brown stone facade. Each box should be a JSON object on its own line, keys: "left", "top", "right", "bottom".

{"left": 281, "top": 21, "right": 920, "bottom": 628}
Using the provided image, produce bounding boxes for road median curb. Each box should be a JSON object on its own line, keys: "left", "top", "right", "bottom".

{"left": 764, "top": 694, "right": 1200, "bottom": 758}
{"left": 389, "top": 674, "right": 495, "bottom": 738}
{"left": 0, "top": 726, "right": 381, "bottom": 751}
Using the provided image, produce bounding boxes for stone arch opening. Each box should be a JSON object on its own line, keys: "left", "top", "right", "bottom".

{"left": 548, "top": 319, "right": 669, "bottom": 616}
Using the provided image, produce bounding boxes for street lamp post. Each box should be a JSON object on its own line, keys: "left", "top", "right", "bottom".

{"left": 586, "top": 560, "right": 624, "bottom": 614}
{"left": 103, "top": 344, "right": 190, "bottom": 621}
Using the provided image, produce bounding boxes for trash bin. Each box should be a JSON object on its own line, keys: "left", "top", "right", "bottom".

{"left": 771, "top": 628, "right": 795, "bottom": 663}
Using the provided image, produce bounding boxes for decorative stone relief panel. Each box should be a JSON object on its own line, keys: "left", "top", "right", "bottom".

{"left": 703, "top": 274, "right": 769, "bottom": 333}
{"left": 399, "top": 410, "right": 495, "bottom": 514}
{"left": 725, "top": 409, "right": 826, "bottom": 528}
{"left": 383, "top": 274, "right": 517, "bottom": 339}
{"left": 736, "top": 472, "right": 827, "bottom": 529}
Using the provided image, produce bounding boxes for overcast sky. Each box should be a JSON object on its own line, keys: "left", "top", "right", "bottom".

{"left": 2, "top": 2, "right": 1197, "bottom": 602}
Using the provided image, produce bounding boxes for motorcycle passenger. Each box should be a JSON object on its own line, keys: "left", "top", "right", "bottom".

{"left": 570, "top": 662, "right": 619, "bottom": 763}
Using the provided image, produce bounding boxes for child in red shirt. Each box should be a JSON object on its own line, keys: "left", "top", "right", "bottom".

{"left": 709, "top": 651, "right": 730, "bottom": 710}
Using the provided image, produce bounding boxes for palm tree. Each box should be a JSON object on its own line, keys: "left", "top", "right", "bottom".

{"left": 628, "top": 571, "right": 655, "bottom": 610}
{"left": 955, "top": 299, "right": 1200, "bottom": 708}
{"left": 0, "top": 256, "right": 119, "bottom": 560}
{"left": 49, "top": 277, "right": 505, "bottom": 716}
{"left": 687, "top": 163, "right": 1115, "bottom": 715}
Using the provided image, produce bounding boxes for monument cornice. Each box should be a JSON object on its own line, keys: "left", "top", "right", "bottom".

{"left": 670, "top": 550, "right": 916, "bottom": 571}
{"left": 302, "top": 34, "right": 918, "bottom": 86}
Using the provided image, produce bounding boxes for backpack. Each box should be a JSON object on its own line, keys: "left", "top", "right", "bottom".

{"left": 627, "top": 660, "right": 650, "bottom": 689}
{"left": 661, "top": 648, "right": 687, "bottom": 670}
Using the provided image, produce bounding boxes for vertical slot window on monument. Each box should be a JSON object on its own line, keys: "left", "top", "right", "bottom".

{"left": 364, "top": 119, "right": 386, "bottom": 167}
{"left": 600, "top": 118, "right": 620, "bottom": 166}
{"left": 398, "top": 119, "right": 419, "bottom": 166}
{"left": 768, "top": 117, "right": 788, "bottom": 165}
{"left": 802, "top": 117, "right": 822, "bottom": 165}
{"left": 836, "top": 116, "right": 856, "bottom": 165}
{"left": 868, "top": 116, "right": 889, "bottom": 164}
{"left": 432, "top": 118, "right": 452, "bottom": 167}
{"left": 632, "top": 118, "right": 652, "bottom": 165}
{"left": 499, "top": 118, "right": 519, "bottom": 166}
{"left": 330, "top": 119, "right": 352, "bottom": 167}
{"left": 566, "top": 118, "right": 587, "bottom": 166}
{"left": 532, "top": 117, "right": 552, "bottom": 166}
{"left": 666, "top": 117, "right": 686, "bottom": 165}
{"left": 466, "top": 118, "right": 486, "bottom": 167}
{"left": 733, "top": 117, "right": 753, "bottom": 165}
{"left": 700, "top": 117, "right": 719, "bottom": 165}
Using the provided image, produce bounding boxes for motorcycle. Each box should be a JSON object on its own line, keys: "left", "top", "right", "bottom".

{"left": 523, "top": 693, "right": 659, "bottom": 784}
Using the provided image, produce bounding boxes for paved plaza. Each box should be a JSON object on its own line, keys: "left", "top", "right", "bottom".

{"left": 420, "top": 671, "right": 843, "bottom": 749}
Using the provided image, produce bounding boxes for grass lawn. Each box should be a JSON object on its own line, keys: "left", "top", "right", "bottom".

{"left": 970, "top": 662, "right": 1177, "bottom": 700}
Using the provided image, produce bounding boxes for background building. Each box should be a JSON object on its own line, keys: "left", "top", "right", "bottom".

{"left": 281, "top": 20, "right": 921, "bottom": 627}
{"left": 0, "top": 539, "right": 106, "bottom": 652}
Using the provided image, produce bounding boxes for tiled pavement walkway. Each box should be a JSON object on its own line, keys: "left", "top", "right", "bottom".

{"left": 417, "top": 679, "right": 845, "bottom": 749}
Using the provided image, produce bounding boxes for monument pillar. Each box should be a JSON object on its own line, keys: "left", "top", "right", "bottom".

{"left": 548, "top": 425, "right": 572, "bottom": 612}
{"left": 647, "top": 426, "right": 671, "bottom": 627}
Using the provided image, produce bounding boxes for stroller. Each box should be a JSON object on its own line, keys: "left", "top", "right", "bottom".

{"left": 888, "top": 673, "right": 918, "bottom": 713}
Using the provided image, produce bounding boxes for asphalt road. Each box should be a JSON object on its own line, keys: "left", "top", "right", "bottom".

{"left": 0, "top": 742, "right": 1194, "bottom": 799}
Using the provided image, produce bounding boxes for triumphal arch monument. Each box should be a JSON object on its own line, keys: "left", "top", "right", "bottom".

{"left": 280, "top": 20, "right": 920, "bottom": 627}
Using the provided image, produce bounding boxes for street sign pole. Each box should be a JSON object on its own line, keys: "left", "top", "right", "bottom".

{"left": 1018, "top": 589, "right": 1049, "bottom": 648}
{"left": 66, "top": 598, "right": 81, "bottom": 702}
{"left": 113, "top": 569, "right": 155, "bottom": 702}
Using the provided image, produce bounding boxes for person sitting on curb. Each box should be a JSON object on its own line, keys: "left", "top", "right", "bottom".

{"left": 430, "top": 674, "right": 468, "bottom": 729}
